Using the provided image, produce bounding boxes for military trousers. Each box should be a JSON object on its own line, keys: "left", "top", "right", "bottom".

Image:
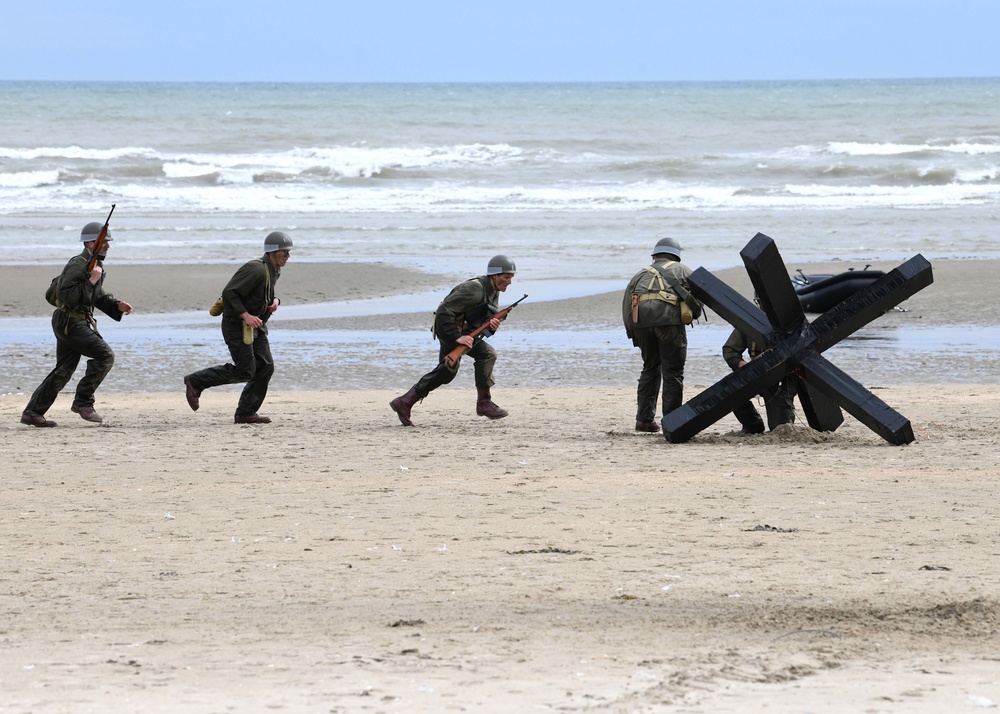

{"left": 634, "top": 325, "right": 687, "bottom": 422}
{"left": 24, "top": 311, "right": 115, "bottom": 416}
{"left": 186, "top": 318, "right": 274, "bottom": 417}
{"left": 412, "top": 337, "right": 497, "bottom": 398}
{"left": 733, "top": 375, "right": 798, "bottom": 431}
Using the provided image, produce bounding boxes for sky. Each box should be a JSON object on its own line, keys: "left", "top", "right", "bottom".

{"left": 3, "top": 0, "right": 999, "bottom": 83}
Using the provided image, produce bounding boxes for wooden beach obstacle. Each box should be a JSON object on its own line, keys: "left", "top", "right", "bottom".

{"left": 662, "top": 233, "right": 934, "bottom": 446}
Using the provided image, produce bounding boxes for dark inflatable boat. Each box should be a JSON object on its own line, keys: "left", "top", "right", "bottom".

{"left": 791, "top": 266, "right": 885, "bottom": 313}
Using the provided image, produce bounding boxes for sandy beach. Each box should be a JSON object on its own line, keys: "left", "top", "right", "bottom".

{"left": 2, "top": 257, "right": 999, "bottom": 713}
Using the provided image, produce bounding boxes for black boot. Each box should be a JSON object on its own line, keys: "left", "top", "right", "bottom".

{"left": 390, "top": 387, "right": 421, "bottom": 426}
{"left": 476, "top": 387, "right": 508, "bottom": 420}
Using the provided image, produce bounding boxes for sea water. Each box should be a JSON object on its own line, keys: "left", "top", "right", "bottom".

{"left": 2, "top": 79, "right": 998, "bottom": 283}
{"left": 2, "top": 80, "right": 998, "bottom": 390}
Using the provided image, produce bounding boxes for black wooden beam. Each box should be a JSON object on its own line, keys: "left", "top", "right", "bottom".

{"left": 662, "top": 342, "right": 791, "bottom": 443}
{"left": 661, "top": 234, "right": 931, "bottom": 445}
{"left": 809, "top": 254, "right": 934, "bottom": 351}
{"left": 687, "top": 268, "right": 772, "bottom": 346}
{"left": 741, "top": 233, "right": 805, "bottom": 336}
{"left": 797, "top": 351, "right": 915, "bottom": 445}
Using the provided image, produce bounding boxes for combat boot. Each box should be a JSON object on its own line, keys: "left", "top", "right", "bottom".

{"left": 738, "top": 416, "right": 766, "bottom": 436}
{"left": 390, "top": 387, "right": 421, "bottom": 426}
{"left": 476, "top": 387, "right": 508, "bottom": 420}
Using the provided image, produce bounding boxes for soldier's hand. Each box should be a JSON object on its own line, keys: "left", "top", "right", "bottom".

{"left": 488, "top": 317, "right": 501, "bottom": 332}
{"left": 457, "top": 335, "right": 474, "bottom": 349}
{"left": 242, "top": 313, "right": 263, "bottom": 329}
{"left": 118, "top": 301, "right": 133, "bottom": 315}
{"left": 268, "top": 298, "right": 279, "bottom": 313}
{"left": 88, "top": 265, "right": 103, "bottom": 284}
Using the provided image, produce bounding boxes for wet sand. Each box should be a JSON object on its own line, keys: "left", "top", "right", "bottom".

{"left": 4, "top": 257, "right": 995, "bottom": 328}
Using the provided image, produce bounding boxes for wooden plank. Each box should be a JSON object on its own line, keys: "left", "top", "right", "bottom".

{"left": 797, "top": 351, "right": 915, "bottom": 445}
{"left": 687, "top": 268, "right": 772, "bottom": 346}
{"left": 809, "top": 254, "right": 934, "bottom": 351}
{"left": 662, "top": 343, "right": 791, "bottom": 443}
{"left": 740, "top": 233, "right": 805, "bottom": 336}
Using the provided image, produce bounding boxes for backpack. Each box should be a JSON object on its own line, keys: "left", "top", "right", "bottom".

{"left": 44, "top": 275, "right": 61, "bottom": 308}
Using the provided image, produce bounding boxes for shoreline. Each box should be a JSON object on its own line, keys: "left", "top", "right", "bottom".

{"left": 2, "top": 256, "right": 993, "bottom": 326}
{"left": 1, "top": 257, "right": 994, "bottom": 393}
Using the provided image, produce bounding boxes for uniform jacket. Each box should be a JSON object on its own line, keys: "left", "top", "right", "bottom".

{"left": 722, "top": 328, "right": 764, "bottom": 371}
{"left": 433, "top": 275, "right": 498, "bottom": 344}
{"left": 222, "top": 256, "right": 280, "bottom": 323}
{"left": 57, "top": 250, "right": 125, "bottom": 321}
{"left": 621, "top": 258, "right": 693, "bottom": 335}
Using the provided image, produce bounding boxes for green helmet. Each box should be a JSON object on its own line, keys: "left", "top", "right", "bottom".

{"left": 652, "top": 236, "right": 681, "bottom": 259}
{"left": 80, "top": 221, "right": 112, "bottom": 242}
{"left": 264, "top": 231, "right": 293, "bottom": 252}
{"left": 487, "top": 254, "right": 516, "bottom": 275}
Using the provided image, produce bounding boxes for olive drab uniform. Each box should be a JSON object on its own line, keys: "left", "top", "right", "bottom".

{"left": 622, "top": 257, "right": 698, "bottom": 428}
{"left": 23, "top": 249, "right": 126, "bottom": 421}
{"left": 416, "top": 275, "right": 500, "bottom": 395}
{"left": 184, "top": 256, "right": 280, "bottom": 419}
{"left": 390, "top": 269, "right": 512, "bottom": 426}
{"left": 722, "top": 328, "right": 797, "bottom": 433}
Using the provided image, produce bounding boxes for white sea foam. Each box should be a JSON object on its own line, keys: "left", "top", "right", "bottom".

{"left": 2, "top": 79, "right": 999, "bottom": 270}
{"left": 0, "top": 145, "right": 158, "bottom": 160}
{"left": 828, "top": 141, "right": 1000, "bottom": 156}
{"left": 0, "top": 170, "right": 60, "bottom": 188}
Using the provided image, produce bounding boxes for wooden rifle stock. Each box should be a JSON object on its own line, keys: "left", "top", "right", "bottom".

{"left": 444, "top": 293, "right": 527, "bottom": 368}
{"left": 85, "top": 204, "right": 116, "bottom": 274}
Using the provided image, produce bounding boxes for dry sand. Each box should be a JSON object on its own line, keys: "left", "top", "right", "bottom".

{"left": 1, "top": 257, "right": 998, "bottom": 712}
{"left": 2, "top": 387, "right": 999, "bottom": 713}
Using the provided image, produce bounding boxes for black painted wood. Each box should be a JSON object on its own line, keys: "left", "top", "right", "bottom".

{"left": 663, "top": 233, "right": 933, "bottom": 445}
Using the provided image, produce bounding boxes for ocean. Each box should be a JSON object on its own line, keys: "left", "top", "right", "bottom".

{"left": 2, "top": 79, "right": 999, "bottom": 281}
{"left": 2, "top": 79, "right": 998, "bottom": 391}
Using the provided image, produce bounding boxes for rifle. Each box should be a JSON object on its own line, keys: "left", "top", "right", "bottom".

{"left": 85, "top": 203, "right": 116, "bottom": 274}
{"left": 444, "top": 293, "right": 528, "bottom": 368}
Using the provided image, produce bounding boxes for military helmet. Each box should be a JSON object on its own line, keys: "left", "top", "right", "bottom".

{"left": 486, "top": 254, "right": 516, "bottom": 275}
{"left": 264, "top": 231, "right": 293, "bottom": 253}
{"left": 651, "top": 236, "right": 681, "bottom": 259}
{"left": 80, "top": 221, "right": 112, "bottom": 242}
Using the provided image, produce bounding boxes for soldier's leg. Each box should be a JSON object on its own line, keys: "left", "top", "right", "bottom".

{"left": 236, "top": 331, "right": 274, "bottom": 418}
{"left": 470, "top": 340, "right": 506, "bottom": 419}
{"left": 71, "top": 323, "right": 116, "bottom": 410}
{"left": 24, "top": 316, "right": 83, "bottom": 417}
{"left": 657, "top": 326, "right": 688, "bottom": 417}
{"left": 186, "top": 320, "right": 257, "bottom": 392}
{"left": 412, "top": 341, "right": 462, "bottom": 396}
{"left": 470, "top": 339, "right": 497, "bottom": 389}
{"left": 762, "top": 377, "right": 796, "bottom": 430}
{"left": 391, "top": 341, "right": 460, "bottom": 425}
{"left": 733, "top": 401, "right": 766, "bottom": 434}
{"left": 634, "top": 328, "right": 661, "bottom": 423}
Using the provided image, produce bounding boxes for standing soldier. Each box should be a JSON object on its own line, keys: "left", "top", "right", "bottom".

{"left": 20, "top": 220, "right": 133, "bottom": 427}
{"left": 390, "top": 255, "right": 516, "bottom": 426}
{"left": 622, "top": 237, "right": 702, "bottom": 433}
{"left": 183, "top": 231, "right": 292, "bottom": 424}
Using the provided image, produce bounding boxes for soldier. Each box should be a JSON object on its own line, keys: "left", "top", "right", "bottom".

{"left": 20, "top": 221, "right": 133, "bottom": 427}
{"left": 722, "top": 327, "right": 797, "bottom": 434}
{"left": 390, "top": 255, "right": 516, "bottom": 426}
{"left": 622, "top": 237, "right": 702, "bottom": 433}
{"left": 183, "top": 231, "right": 292, "bottom": 424}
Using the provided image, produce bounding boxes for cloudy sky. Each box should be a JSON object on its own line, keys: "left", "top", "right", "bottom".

{"left": 3, "top": 0, "right": 998, "bottom": 82}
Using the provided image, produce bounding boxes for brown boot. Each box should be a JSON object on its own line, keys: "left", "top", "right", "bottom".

{"left": 390, "top": 387, "right": 421, "bottom": 426}
{"left": 476, "top": 387, "right": 508, "bottom": 420}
